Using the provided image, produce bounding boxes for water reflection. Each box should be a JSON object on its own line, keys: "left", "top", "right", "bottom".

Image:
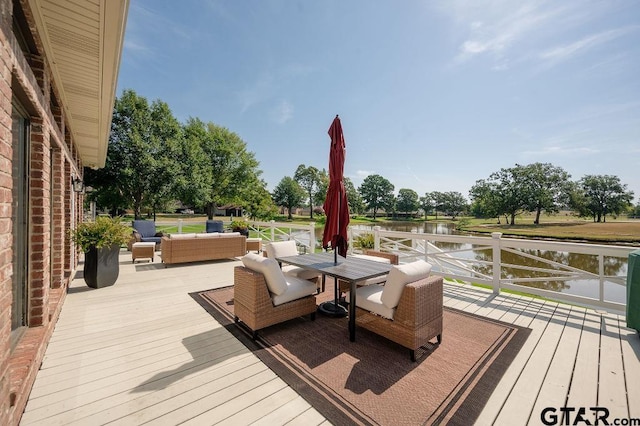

{"left": 352, "top": 221, "right": 628, "bottom": 304}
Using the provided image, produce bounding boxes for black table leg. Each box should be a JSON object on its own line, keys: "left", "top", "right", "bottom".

{"left": 349, "top": 280, "right": 356, "bottom": 341}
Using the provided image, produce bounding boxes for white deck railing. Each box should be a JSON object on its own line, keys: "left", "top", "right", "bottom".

{"left": 152, "top": 219, "right": 636, "bottom": 313}
{"left": 349, "top": 226, "right": 636, "bottom": 314}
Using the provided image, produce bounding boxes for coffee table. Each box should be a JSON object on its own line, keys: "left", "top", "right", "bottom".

{"left": 276, "top": 252, "right": 392, "bottom": 341}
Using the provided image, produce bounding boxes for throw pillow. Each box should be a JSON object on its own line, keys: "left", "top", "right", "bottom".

{"left": 381, "top": 260, "right": 432, "bottom": 309}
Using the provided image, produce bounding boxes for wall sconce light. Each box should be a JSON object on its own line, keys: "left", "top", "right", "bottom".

{"left": 72, "top": 176, "right": 84, "bottom": 193}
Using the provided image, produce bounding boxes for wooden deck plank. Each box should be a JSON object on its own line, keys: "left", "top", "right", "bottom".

{"left": 19, "top": 255, "right": 639, "bottom": 426}
{"left": 528, "top": 306, "right": 587, "bottom": 425}
{"left": 564, "top": 309, "right": 602, "bottom": 424}
{"left": 143, "top": 376, "right": 286, "bottom": 425}
{"left": 204, "top": 387, "right": 300, "bottom": 425}
{"left": 495, "top": 303, "right": 572, "bottom": 424}
{"left": 599, "top": 314, "right": 629, "bottom": 419}
{"left": 26, "top": 328, "right": 245, "bottom": 403}
{"left": 21, "top": 354, "right": 260, "bottom": 425}
{"left": 250, "top": 397, "right": 324, "bottom": 426}
{"left": 475, "top": 300, "right": 557, "bottom": 425}
{"left": 620, "top": 326, "right": 640, "bottom": 419}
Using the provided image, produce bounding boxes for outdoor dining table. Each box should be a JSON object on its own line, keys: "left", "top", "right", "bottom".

{"left": 276, "top": 251, "right": 393, "bottom": 342}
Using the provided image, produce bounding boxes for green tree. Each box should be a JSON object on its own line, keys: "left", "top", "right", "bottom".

{"left": 358, "top": 174, "right": 395, "bottom": 220}
{"left": 313, "top": 169, "right": 329, "bottom": 213}
{"left": 344, "top": 177, "right": 365, "bottom": 215}
{"left": 197, "top": 120, "right": 262, "bottom": 219}
{"left": 294, "top": 164, "right": 322, "bottom": 219}
{"left": 396, "top": 188, "right": 419, "bottom": 215}
{"left": 86, "top": 89, "right": 182, "bottom": 219}
{"left": 519, "top": 163, "right": 572, "bottom": 224}
{"left": 573, "top": 175, "right": 634, "bottom": 222}
{"left": 273, "top": 177, "right": 306, "bottom": 220}
{"left": 419, "top": 193, "right": 434, "bottom": 219}
{"left": 441, "top": 191, "right": 468, "bottom": 219}
{"left": 469, "top": 179, "right": 502, "bottom": 221}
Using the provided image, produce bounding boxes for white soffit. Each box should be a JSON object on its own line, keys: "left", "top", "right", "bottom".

{"left": 27, "top": 0, "right": 129, "bottom": 168}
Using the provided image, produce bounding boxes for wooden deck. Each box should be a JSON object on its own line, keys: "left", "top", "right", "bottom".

{"left": 19, "top": 251, "right": 640, "bottom": 425}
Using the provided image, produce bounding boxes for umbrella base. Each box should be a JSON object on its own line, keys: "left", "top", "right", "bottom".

{"left": 318, "top": 301, "right": 348, "bottom": 317}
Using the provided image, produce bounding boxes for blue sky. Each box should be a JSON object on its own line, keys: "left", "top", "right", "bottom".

{"left": 116, "top": 0, "right": 640, "bottom": 203}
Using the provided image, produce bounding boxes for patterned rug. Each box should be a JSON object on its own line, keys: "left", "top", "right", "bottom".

{"left": 191, "top": 284, "right": 530, "bottom": 425}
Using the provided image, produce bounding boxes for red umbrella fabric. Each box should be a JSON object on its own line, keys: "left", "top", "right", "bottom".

{"left": 322, "top": 115, "right": 350, "bottom": 258}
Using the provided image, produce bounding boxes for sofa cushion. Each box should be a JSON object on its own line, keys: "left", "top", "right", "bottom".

{"left": 169, "top": 233, "right": 197, "bottom": 239}
{"left": 206, "top": 220, "right": 224, "bottom": 233}
{"left": 271, "top": 276, "right": 317, "bottom": 306}
{"left": 381, "top": 260, "right": 432, "bottom": 309}
{"left": 195, "top": 232, "right": 219, "bottom": 238}
{"left": 352, "top": 284, "right": 396, "bottom": 319}
{"left": 219, "top": 232, "right": 241, "bottom": 237}
{"left": 266, "top": 240, "right": 299, "bottom": 259}
{"left": 140, "top": 236, "right": 162, "bottom": 244}
{"left": 282, "top": 265, "right": 320, "bottom": 281}
{"left": 241, "top": 253, "right": 287, "bottom": 296}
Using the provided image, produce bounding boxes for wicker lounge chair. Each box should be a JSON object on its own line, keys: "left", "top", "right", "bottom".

{"left": 234, "top": 253, "right": 317, "bottom": 338}
{"left": 349, "top": 260, "right": 443, "bottom": 361}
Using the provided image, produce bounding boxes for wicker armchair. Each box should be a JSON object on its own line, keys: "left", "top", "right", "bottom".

{"left": 234, "top": 265, "right": 317, "bottom": 339}
{"left": 355, "top": 274, "right": 443, "bottom": 361}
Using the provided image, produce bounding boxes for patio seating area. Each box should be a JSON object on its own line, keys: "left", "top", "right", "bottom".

{"left": 19, "top": 250, "right": 640, "bottom": 425}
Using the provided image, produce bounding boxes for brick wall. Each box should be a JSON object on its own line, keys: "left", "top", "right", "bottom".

{"left": 0, "top": 0, "right": 80, "bottom": 424}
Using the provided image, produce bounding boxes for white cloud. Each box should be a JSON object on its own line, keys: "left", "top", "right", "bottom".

{"left": 537, "top": 26, "right": 639, "bottom": 69}
{"left": 271, "top": 100, "right": 294, "bottom": 124}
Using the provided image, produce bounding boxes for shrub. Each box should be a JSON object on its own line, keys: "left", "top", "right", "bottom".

{"left": 70, "top": 216, "right": 131, "bottom": 252}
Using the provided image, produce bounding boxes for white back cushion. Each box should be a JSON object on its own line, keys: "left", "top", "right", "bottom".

{"left": 381, "top": 260, "right": 432, "bottom": 309}
{"left": 241, "top": 253, "right": 287, "bottom": 296}
{"left": 266, "top": 240, "right": 299, "bottom": 259}
{"left": 195, "top": 232, "right": 219, "bottom": 238}
{"left": 169, "top": 233, "right": 196, "bottom": 239}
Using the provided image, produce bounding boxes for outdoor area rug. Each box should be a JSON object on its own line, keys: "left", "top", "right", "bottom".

{"left": 191, "top": 284, "right": 530, "bottom": 425}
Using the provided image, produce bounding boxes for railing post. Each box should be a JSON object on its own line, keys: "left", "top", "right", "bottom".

{"left": 178, "top": 219, "right": 183, "bottom": 234}
{"left": 270, "top": 220, "right": 275, "bottom": 242}
{"left": 599, "top": 253, "right": 605, "bottom": 303}
{"left": 424, "top": 237, "right": 429, "bottom": 263}
{"left": 347, "top": 226, "right": 353, "bottom": 255}
{"left": 374, "top": 226, "right": 381, "bottom": 251}
{"left": 309, "top": 222, "right": 316, "bottom": 253}
{"left": 491, "top": 232, "right": 502, "bottom": 295}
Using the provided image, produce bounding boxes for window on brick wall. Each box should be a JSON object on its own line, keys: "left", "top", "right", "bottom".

{"left": 11, "top": 102, "right": 30, "bottom": 346}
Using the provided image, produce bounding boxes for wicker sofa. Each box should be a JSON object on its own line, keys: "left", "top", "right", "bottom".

{"left": 160, "top": 233, "right": 246, "bottom": 265}
{"left": 234, "top": 253, "right": 317, "bottom": 338}
{"left": 351, "top": 260, "right": 443, "bottom": 361}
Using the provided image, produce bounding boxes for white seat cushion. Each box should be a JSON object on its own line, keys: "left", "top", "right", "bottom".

{"left": 271, "top": 276, "right": 318, "bottom": 306}
{"left": 241, "top": 253, "right": 288, "bottom": 296}
{"left": 266, "top": 240, "right": 299, "bottom": 258}
{"left": 351, "top": 285, "right": 396, "bottom": 319}
{"left": 282, "top": 265, "right": 319, "bottom": 281}
{"left": 381, "top": 260, "right": 432, "bottom": 309}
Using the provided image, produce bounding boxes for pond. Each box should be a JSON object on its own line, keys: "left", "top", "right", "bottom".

{"left": 350, "top": 222, "right": 628, "bottom": 305}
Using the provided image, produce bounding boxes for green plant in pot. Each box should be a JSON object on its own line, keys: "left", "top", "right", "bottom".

{"left": 70, "top": 216, "right": 130, "bottom": 289}
{"left": 230, "top": 220, "right": 249, "bottom": 237}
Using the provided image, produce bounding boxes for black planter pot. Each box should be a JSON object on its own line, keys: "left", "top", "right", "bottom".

{"left": 234, "top": 228, "right": 249, "bottom": 237}
{"left": 83, "top": 244, "right": 121, "bottom": 289}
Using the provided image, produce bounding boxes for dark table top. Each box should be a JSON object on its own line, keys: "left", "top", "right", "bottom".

{"left": 276, "top": 252, "right": 392, "bottom": 284}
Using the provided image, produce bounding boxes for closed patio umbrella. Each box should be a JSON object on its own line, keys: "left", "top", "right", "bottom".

{"left": 322, "top": 115, "right": 350, "bottom": 260}
{"left": 319, "top": 115, "right": 350, "bottom": 317}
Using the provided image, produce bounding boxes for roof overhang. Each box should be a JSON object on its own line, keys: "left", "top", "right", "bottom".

{"left": 27, "top": 0, "right": 129, "bottom": 169}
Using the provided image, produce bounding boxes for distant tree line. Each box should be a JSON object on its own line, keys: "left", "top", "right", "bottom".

{"left": 91, "top": 90, "right": 635, "bottom": 224}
